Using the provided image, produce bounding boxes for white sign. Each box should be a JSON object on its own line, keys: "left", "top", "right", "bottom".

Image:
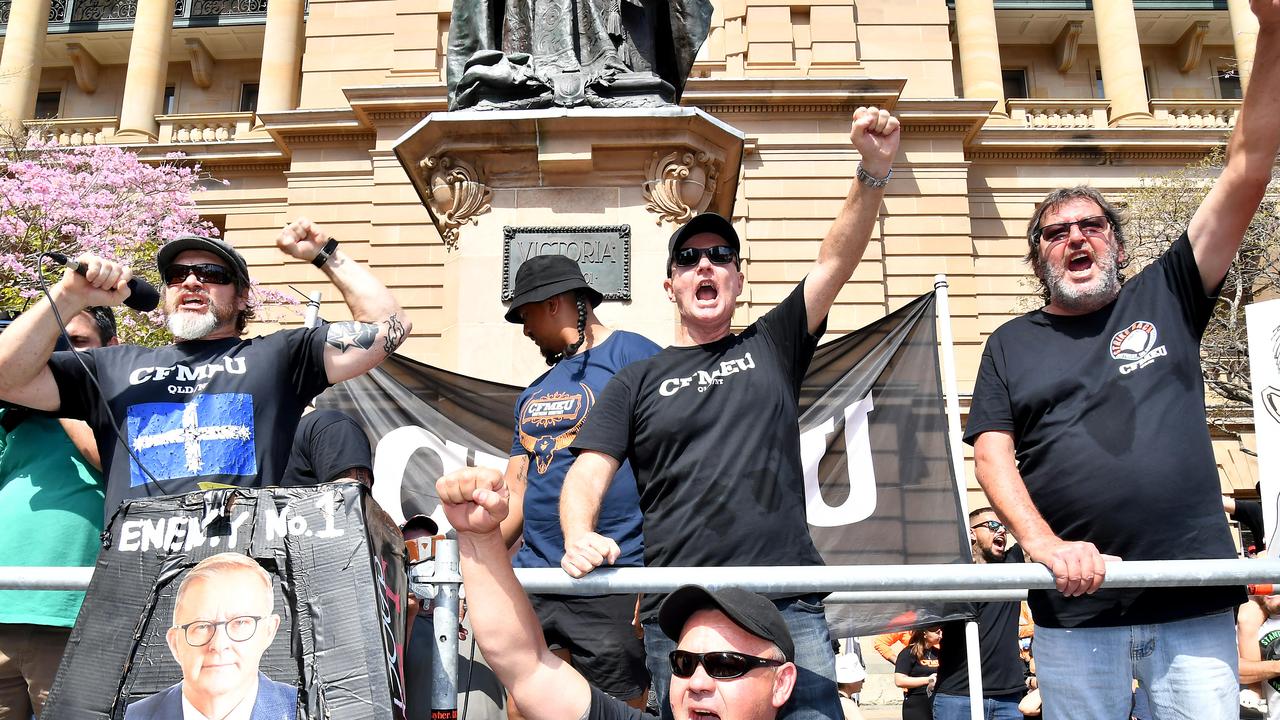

{"left": 1246, "top": 298, "right": 1280, "bottom": 547}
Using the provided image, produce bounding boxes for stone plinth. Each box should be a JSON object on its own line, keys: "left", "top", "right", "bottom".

{"left": 392, "top": 107, "right": 745, "bottom": 382}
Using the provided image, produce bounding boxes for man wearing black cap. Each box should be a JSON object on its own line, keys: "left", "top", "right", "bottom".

{"left": 500, "top": 254, "right": 659, "bottom": 711}
{"left": 436, "top": 466, "right": 797, "bottom": 720}
{"left": 0, "top": 218, "right": 408, "bottom": 519}
{"left": 558, "top": 107, "right": 900, "bottom": 720}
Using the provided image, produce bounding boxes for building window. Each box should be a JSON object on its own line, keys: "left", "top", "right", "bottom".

{"left": 163, "top": 85, "right": 178, "bottom": 114}
{"left": 239, "top": 83, "right": 259, "bottom": 113}
{"left": 34, "top": 91, "right": 61, "bottom": 119}
{"left": 1094, "top": 68, "right": 1154, "bottom": 98}
{"left": 1217, "top": 69, "right": 1242, "bottom": 99}
{"left": 1002, "top": 69, "right": 1029, "bottom": 100}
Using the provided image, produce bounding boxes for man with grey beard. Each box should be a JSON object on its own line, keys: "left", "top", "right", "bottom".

{"left": 0, "top": 220, "right": 409, "bottom": 519}
{"left": 965, "top": 5, "right": 1280, "bottom": 716}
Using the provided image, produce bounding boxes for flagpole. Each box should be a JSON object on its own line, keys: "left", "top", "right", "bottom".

{"left": 304, "top": 291, "right": 322, "bottom": 328}
{"left": 935, "top": 274, "right": 983, "bottom": 720}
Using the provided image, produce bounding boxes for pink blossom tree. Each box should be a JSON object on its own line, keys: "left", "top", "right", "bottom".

{"left": 0, "top": 133, "right": 293, "bottom": 345}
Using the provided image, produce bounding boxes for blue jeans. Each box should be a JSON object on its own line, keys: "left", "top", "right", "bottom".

{"left": 642, "top": 594, "right": 839, "bottom": 720}
{"left": 932, "top": 692, "right": 1023, "bottom": 720}
{"left": 1034, "top": 610, "right": 1237, "bottom": 720}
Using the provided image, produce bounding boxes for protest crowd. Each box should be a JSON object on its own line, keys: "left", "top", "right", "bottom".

{"left": 3, "top": 2, "right": 1280, "bottom": 719}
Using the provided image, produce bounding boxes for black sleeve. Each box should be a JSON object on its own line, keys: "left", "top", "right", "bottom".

{"left": 1232, "top": 500, "right": 1266, "bottom": 548}
{"left": 292, "top": 409, "right": 372, "bottom": 483}
{"left": 756, "top": 279, "right": 824, "bottom": 390}
{"left": 894, "top": 647, "right": 916, "bottom": 675}
{"left": 1159, "top": 231, "right": 1219, "bottom": 338}
{"left": 964, "top": 336, "right": 1014, "bottom": 445}
{"left": 46, "top": 348, "right": 103, "bottom": 421}
{"left": 571, "top": 369, "right": 638, "bottom": 461}
{"left": 586, "top": 686, "right": 654, "bottom": 720}
{"left": 286, "top": 325, "right": 335, "bottom": 403}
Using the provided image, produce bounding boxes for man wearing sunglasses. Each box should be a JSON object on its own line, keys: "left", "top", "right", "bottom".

{"left": 0, "top": 219, "right": 409, "bottom": 521}
{"left": 964, "top": 3, "right": 1280, "bottom": 716}
{"left": 559, "top": 106, "right": 899, "bottom": 720}
{"left": 436, "top": 466, "right": 797, "bottom": 720}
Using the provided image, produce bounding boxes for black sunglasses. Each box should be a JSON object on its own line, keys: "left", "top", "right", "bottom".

{"left": 971, "top": 520, "right": 1006, "bottom": 533}
{"left": 673, "top": 245, "right": 737, "bottom": 268}
{"left": 164, "top": 263, "right": 235, "bottom": 286}
{"left": 669, "top": 650, "right": 783, "bottom": 679}
{"left": 1032, "top": 215, "right": 1110, "bottom": 245}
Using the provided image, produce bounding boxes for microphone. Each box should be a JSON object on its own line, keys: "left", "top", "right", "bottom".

{"left": 45, "top": 253, "right": 161, "bottom": 312}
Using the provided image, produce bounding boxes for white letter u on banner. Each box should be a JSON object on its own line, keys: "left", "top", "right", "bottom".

{"left": 800, "top": 394, "right": 877, "bottom": 527}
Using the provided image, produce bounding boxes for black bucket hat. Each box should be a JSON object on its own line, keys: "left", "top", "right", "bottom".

{"left": 666, "top": 213, "right": 741, "bottom": 276}
{"left": 658, "top": 585, "right": 794, "bottom": 662}
{"left": 504, "top": 255, "right": 604, "bottom": 324}
{"left": 157, "top": 235, "right": 251, "bottom": 285}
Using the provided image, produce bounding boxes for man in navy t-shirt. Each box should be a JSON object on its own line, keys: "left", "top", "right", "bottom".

{"left": 499, "top": 254, "right": 659, "bottom": 711}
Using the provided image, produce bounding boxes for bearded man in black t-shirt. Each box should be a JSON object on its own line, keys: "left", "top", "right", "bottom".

{"left": 558, "top": 106, "right": 901, "bottom": 720}
{"left": 965, "top": 6, "right": 1280, "bottom": 715}
{"left": 0, "top": 220, "right": 409, "bottom": 519}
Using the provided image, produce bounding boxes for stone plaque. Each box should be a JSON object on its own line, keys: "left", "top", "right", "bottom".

{"left": 502, "top": 225, "right": 631, "bottom": 301}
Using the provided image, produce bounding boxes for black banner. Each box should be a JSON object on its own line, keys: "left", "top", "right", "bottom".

{"left": 319, "top": 292, "right": 970, "bottom": 636}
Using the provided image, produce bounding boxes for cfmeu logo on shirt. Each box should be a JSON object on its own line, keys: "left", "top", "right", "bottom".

{"left": 1110, "top": 320, "right": 1168, "bottom": 376}
{"left": 518, "top": 385, "right": 594, "bottom": 473}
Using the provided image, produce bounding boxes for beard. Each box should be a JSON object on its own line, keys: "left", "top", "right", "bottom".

{"left": 166, "top": 292, "right": 237, "bottom": 340}
{"left": 1040, "top": 240, "right": 1123, "bottom": 313}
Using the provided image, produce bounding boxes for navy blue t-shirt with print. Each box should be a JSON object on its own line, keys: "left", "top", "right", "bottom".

{"left": 510, "top": 330, "right": 659, "bottom": 569}
{"left": 965, "top": 233, "right": 1244, "bottom": 628}
{"left": 47, "top": 326, "right": 331, "bottom": 522}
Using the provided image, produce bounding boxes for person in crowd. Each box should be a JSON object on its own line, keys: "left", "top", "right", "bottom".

{"left": 499, "top": 254, "right": 659, "bottom": 713}
{"left": 0, "top": 220, "right": 408, "bottom": 522}
{"left": 873, "top": 631, "right": 911, "bottom": 664}
{"left": 930, "top": 508, "right": 1026, "bottom": 720}
{"left": 1238, "top": 589, "right": 1280, "bottom": 720}
{"left": 126, "top": 553, "right": 295, "bottom": 720}
{"left": 0, "top": 307, "right": 115, "bottom": 718}
{"left": 893, "top": 627, "right": 940, "bottom": 720}
{"left": 559, "top": 106, "right": 901, "bottom": 720}
{"left": 436, "top": 466, "right": 798, "bottom": 720}
{"left": 280, "top": 408, "right": 374, "bottom": 487}
{"left": 835, "top": 653, "right": 866, "bottom": 720}
{"left": 964, "top": 5, "right": 1280, "bottom": 715}
{"left": 1225, "top": 493, "right": 1267, "bottom": 553}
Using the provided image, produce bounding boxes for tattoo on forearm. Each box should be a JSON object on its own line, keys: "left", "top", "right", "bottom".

{"left": 383, "top": 314, "right": 406, "bottom": 355}
{"left": 325, "top": 322, "right": 379, "bottom": 353}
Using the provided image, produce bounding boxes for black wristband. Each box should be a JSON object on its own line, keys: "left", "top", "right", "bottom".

{"left": 312, "top": 237, "right": 339, "bottom": 268}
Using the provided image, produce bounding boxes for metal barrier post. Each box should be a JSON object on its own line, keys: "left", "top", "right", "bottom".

{"left": 964, "top": 620, "right": 983, "bottom": 720}
{"left": 408, "top": 538, "right": 462, "bottom": 720}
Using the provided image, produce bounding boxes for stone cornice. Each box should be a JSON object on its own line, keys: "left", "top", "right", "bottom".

{"left": 967, "top": 126, "right": 1229, "bottom": 163}
{"left": 343, "top": 84, "right": 451, "bottom": 126}
{"left": 254, "top": 108, "right": 376, "bottom": 149}
{"left": 895, "top": 99, "right": 996, "bottom": 143}
{"left": 679, "top": 76, "right": 907, "bottom": 115}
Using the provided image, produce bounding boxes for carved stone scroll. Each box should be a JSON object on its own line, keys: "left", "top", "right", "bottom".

{"left": 642, "top": 149, "right": 721, "bottom": 225}
{"left": 419, "top": 155, "right": 493, "bottom": 250}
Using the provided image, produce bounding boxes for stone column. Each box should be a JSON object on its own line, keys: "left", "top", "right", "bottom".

{"left": 1093, "top": 0, "right": 1152, "bottom": 125}
{"left": 0, "top": 0, "right": 53, "bottom": 134}
{"left": 256, "top": 0, "right": 306, "bottom": 115}
{"left": 954, "top": 0, "right": 1007, "bottom": 116}
{"left": 116, "top": 0, "right": 174, "bottom": 141}
{"left": 1227, "top": 0, "right": 1259, "bottom": 92}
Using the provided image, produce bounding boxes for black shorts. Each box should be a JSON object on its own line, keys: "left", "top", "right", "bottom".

{"left": 529, "top": 593, "right": 649, "bottom": 701}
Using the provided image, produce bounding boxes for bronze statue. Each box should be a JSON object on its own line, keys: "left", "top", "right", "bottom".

{"left": 446, "top": 0, "right": 713, "bottom": 110}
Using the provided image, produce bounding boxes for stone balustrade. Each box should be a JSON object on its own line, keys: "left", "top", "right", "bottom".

{"left": 23, "top": 117, "right": 118, "bottom": 145}
{"left": 1150, "top": 100, "right": 1240, "bottom": 128}
{"left": 157, "top": 112, "right": 254, "bottom": 143}
{"left": 1007, "top": 100, "right": 1111, "bottom": 129}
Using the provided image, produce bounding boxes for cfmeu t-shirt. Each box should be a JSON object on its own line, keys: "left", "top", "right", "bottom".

{"left": 510, "top": 330, "right": 659, "bottom": 569}
{"left": 47, "top": 327, "right": 331, "bottom": 520}
{"left": 965, "top": 233, "right": 1243, "bottom": 628}
{"left": 573, "top": 281, "right": 825, "bottom": 619}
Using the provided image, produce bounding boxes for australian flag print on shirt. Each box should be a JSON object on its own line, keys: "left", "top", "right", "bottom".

{"left": 126, "top": 393, "right": 257, "bottom": 487}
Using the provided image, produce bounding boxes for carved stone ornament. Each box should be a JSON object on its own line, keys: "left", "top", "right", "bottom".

{"left": 643, "top": 149, "right": 721, "bottom": 225}
{"left": 419, "top": 155, "right": 493, "bottom": 250}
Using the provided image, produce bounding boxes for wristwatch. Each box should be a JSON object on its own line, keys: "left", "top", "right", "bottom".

{"left": 312, "top": 237, "right": 339, "bottom": 268}
{"left": 856, "top": 163, "right": 892, "bottom": 188}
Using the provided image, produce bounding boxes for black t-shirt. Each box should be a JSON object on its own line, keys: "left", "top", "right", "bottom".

{"left": 935, "top": 547, "right": 1026, "bottom": 697}
{"left": 586, "top": 686, "right": 655, "bottom": 720}
{"left": 573, "top": 281, "right": 826, "bottom": 619}
{"left": 894, "top": 646, "right": 939, "bottom": 698}
{"left": 965, "top": 233, "right": 1244, "bottom": 628}
{"left": 1232, "top": 499, "right": 1266, "bottom": 551}
{"left": 280, "top": 409, "right": 372, "bottom": 486}
{"left": 47, "top": 326, "right": 331, "bottom": 519}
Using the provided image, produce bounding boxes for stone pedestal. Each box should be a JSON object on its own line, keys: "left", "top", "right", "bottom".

{"left": 393, "top": 107, "right": 744, "bottom": 382}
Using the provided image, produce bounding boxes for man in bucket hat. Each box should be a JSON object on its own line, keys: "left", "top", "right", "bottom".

{"left": 437, "top": 466, "right": 797, "bottom": 720}
{"left": 500, "top": 254, "right": 659, "bottom": 713}
{"left": 0, "top": 218, "right": 408, "bottom": 519}
{"left": 558, "top": 106, "right": 901, "bottom": 720}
